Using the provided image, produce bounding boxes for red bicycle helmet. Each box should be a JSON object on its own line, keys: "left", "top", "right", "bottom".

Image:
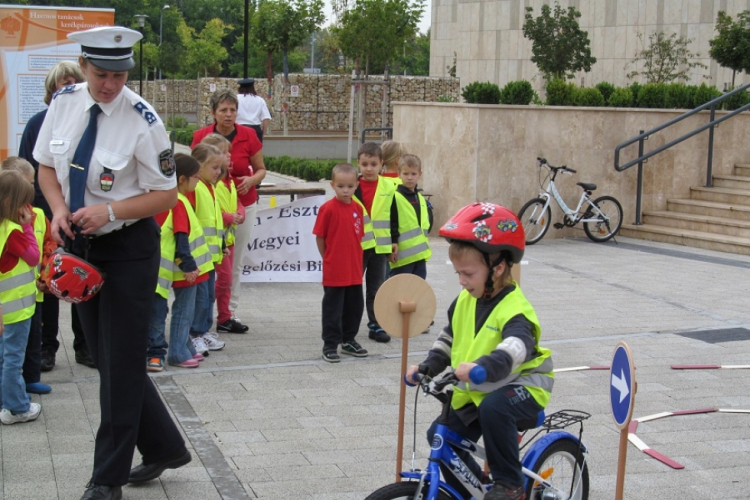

{"left": 43, "top": 248, "right": 105, "bottom": 303}
{"left": 439, "top": 202, "right": 525, "bottom": 263}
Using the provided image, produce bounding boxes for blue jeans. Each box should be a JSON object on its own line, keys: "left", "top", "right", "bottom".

{"left": 190, "top": 270, "right": 215, "bottom": 337}
{"left": 147, "top": 295, "right": 169, "bottom": 359}
{"left": 0, "top": 317, "right": 33, "bottom": 414}
{"left": 169, "top": 285, "right": 198, "bottom": 364}
{"left": 22, "top": 303, "right": 43, "bottom": 384}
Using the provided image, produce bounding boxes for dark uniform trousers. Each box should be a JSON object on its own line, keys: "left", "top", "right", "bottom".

{"left": 74, "top": 218, "right": 186, "bottom": 486}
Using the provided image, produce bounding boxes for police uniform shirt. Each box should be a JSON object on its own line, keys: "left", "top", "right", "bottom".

{"left": 237, "top": 93, "right": 271, "bottom": 126}
{"left": 33, "top": 83, "right": 176, "bottom": 235}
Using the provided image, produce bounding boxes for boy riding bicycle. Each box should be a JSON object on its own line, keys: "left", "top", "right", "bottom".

{"left": 405, "top": 203, "right": 554, "bottom": 500}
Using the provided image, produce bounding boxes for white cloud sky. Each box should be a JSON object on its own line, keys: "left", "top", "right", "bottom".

{"left": 322, "top": 0, "right": 432, "bottom": 34}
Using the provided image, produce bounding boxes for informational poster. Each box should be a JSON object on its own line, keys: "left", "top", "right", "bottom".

{"left": 240, "top": 195, "right": 325, "bottom": 283}
{"left": 0, "top": 6, "right": 114, "bottom": 158}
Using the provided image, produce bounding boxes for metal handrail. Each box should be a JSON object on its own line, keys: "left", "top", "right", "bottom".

{"left": 614, "top": 81, "right": 750, "bottom": 224}
{"left": 360, "top": 127, "right": 393, "bottom": 144}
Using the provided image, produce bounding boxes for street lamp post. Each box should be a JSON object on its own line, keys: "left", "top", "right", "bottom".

{"left": 134, "top": 14, "right": 148, "bottom": 96}
{"left": 159, "top": 5, "right": 169, "bottom": 80}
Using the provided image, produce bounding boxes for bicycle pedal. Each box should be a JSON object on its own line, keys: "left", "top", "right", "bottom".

{"left": 553, "top": 223, "right": 564, "bottom": 229}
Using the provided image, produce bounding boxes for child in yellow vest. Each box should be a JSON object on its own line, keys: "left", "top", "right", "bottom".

{"left": 0, "top": 158, "right": 56, "bottom": 395}
{"left": 0, "top": 170, "right": 41, "bottom": 424}
{"left": 353, "top": 142, "right": 397, "bottom": 343}
{"left": 199, "top": 134, "right": 248, "bottom": 334}
{"left": 147, "top": 154, "right": 214, "bottom": 371}
{"left": 389, "top": 155, "right": 432, "bottom": 279}
{"left": 188, "top": 143, "right": 227, "bottom": 355}
{"left": 380, "top": 140, "right": 406, "bottom": 183}
{"left": 406, "top": 204, "right": 554, "bottom": 500}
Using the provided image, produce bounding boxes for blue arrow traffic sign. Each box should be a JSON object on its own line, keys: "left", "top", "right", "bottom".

{"left": 610, "top": 342, "right": 635, "bottom": 429}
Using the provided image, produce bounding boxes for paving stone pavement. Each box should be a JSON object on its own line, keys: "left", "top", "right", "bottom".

{"left": 3, "top": 174, "right": 750, "bottom": 499}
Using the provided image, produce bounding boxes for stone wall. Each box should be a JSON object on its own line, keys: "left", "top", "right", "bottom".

{"left": 393, "top": 102, "right": 750, "bottom": 237}
{"left": 128, "top": 74, "right": 459, "bottom": 132}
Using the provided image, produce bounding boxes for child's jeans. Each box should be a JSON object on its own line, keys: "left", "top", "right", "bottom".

{"left": 190, "top": 270, "right": 216, "bottom": 337}
{"left": 390, "top": 259, "right": 427, "bottom": 280}
{"left": 147, "top": 294, "right": 169, "bottom": 360}
{"left": 363, "top": 249, "right": 388, "bottom": 327}
{"left": 168, "top": 285, "right": 198, "bottom": 364}
{"left": 0, "top": 317, "right": 33, "bottom": 414}
{"left": 215, "top": 245, "right": 234, "bottom": 325}
{"left": 22, "top": 303, "right": 43, "bottom": 384}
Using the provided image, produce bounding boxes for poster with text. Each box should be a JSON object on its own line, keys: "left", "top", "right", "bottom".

{"left": 240, "top": 196, "right": 325, "bottom": 283}
{"left": 0, "top": 6, "right": 114, "bottom": 159}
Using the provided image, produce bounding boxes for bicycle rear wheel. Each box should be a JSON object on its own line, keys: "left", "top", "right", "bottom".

{"left": 518, "top": 198, "right": 552, "bottom": 245}
{"left": 525, "top": 440, "right": 589, "bottom": 500}
{"left": 583, "top": 195, "right": 622, "bottom": 243}
{"left": 365, "top": 481, "right": 456, "bottom": 500}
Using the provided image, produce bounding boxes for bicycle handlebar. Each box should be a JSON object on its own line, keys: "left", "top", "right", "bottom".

{"left": 537, "top": 157, "right": 577, "bottom": 174}
{"left": 404, "top": 365, "right": 487, "bottom": 388}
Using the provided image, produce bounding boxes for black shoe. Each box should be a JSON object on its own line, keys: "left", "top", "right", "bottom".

{"left": 80, "top": 483, "right": 122, "bottom": 500}
{"left": 128, "top": 449, "right": 192, "bottom": 483}
{"left": 75, "top": 349, "right": 96, "bottom": 368}
{"left": 216, "top": 318, "right": 249, "bottom": 333}
{"left": 40, "top": 351, "right": 55, "bottom": 372}
{"left": 322, "top": 350, "right": 341, "bottom": 363}
{"left": 368, "top": 326, "right": 391, "bottom": 343}
{"left": 485, "top": 482, "right": 525, "bottom": 500}
{"left": 341, "top": 341, "right": 368, "bottom": 357}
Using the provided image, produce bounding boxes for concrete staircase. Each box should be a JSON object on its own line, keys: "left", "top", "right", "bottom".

{"left": 620, "top": 163, "right": 750, "bottom": 255}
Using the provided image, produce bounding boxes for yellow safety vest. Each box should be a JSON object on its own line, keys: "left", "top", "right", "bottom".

{"left": 450, "top": 286, "right": 554, "bottom": 410}
{"left": 390, "top": 191, "right": 431, "bottom": 268}
{"left": 32, "top": 208, "right": 46, "bottom": 302}
{"left": 194, "top": 181, "right": 224, "bottom": 265}
{"left": 215, "top": 179, "right": 238, "bottom": 247}
{"left": 156, "top": 195, "right": 214, "bottom": 299}
{"left": 0, "top": 220, "right": 37, "bottom": 324}
{"left": 354, "top": 176, "right": 396, "bottom": 253}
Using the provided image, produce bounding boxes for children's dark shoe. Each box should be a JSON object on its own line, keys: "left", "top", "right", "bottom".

{"left": 341, "top": 341, "right": 368, "bottom": 357}
{"left": 217, "top": 318, "right": 249, "bottom": 333}
{"left": 147, "top": 357, "right": 165, "bottom": 372}
{"left": 40, "top": 350, "right": 55, "bottom": 372}
{"left": 485, "top": 482, "right": 525, "bottom": 500}
{"left": 75, "top": 349, "right": 96, "bottom": 368}
{"left": 322, "top": 350, "right": 341, "bottom": 363}
{"left": 368, "top": 328, "right": 391, "bottom": 343}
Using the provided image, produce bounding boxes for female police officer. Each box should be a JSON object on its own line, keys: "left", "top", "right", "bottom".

{"left": 34, "top": 27, "right": 190, "bottom": 500}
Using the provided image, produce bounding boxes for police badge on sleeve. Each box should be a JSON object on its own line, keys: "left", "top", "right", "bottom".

{"left": 159, "top": 149, "right": 176, "bottom": 177}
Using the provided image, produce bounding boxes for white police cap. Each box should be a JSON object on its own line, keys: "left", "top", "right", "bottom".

{"left": 68, "top": 26, "right": 142, "bottom": 72}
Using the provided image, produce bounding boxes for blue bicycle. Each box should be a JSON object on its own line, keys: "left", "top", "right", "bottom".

{"left": 366, "top": 367, "right": 590, "bottom": 500}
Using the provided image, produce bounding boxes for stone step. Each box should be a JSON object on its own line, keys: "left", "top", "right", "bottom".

{"left": 667, "top": 198, "right": 750, "bottom": 222}
{"left": 620, "top": 224, "right": 750, "bottom": 255}
{"left": 735, "top": 163, "right": 750, "bottom": 177}
{"left": 690, "top": 186, "right": 750, "bottom": 205}
{"left": 642, "top": 211, "right": 750, "bottom": 239}
{"left": 713, "top": 175, "right": 750, "bottom": 190}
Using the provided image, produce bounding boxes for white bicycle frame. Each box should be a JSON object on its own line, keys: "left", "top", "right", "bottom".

{"left": 537, "top": 175, "right": 609, "bottom": 225}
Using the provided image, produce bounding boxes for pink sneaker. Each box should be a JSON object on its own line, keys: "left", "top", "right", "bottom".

{"left": 169, "top": 358, "right": 199, "bottom": 368}
{"left": 193, "top": 353, "right": 205, "bottom": 362}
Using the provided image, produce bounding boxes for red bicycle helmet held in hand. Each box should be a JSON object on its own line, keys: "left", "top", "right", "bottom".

{"left": 439, "top": 202, "right": 525, "bottom": 263}
{"left": 43, "top": 248, "right": 105, "bottom": 303}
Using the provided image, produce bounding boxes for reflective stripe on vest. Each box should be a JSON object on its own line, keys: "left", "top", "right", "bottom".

{"left": 391, "top": 191, "right": 431, "bottom": 268}
{"left": 32, "top": 208, "right": 46, "bottom": 302}
{"left": 194, "top": 182, "right": 224, "bottom": 264}
{"left": 0, "top": 220, "right": 37, "bottom": 324}
{"left": 450, "top": 287, "right": 554, "bottom": 410}
{"left": 354, "top": 177, "right": 396, "bottom": 253}
{"left": 156, "top": 210, "right": 175, "bottom": 299}
{"left": 174, "top": 193, "right": 214, "bottom": 282}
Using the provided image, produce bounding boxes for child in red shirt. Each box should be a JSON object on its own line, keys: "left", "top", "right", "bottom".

{"left": 313, "top": 164, "right": 368, "bottom": 363}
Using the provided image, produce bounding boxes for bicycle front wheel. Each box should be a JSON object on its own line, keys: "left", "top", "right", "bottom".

{"left": 583, "top": 195, "right": 622, "bottom": 243}
{"left": 526, "top": 440, "right": 589, "bottom": 500}
{"left": 518, "top": 198, "right": 552, "bottom": 245}
{"left": 365, "top": 481, "right": 456, "bottom": 500}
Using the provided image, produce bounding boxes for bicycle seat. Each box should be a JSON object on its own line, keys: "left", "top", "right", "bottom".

{"left": 576, "top": 182, "right": 596, "bottom": 191}
{"left": 517, "top": 411, "right": 546, "bottom": 432}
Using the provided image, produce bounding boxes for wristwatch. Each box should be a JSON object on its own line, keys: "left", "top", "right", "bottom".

{"left": 106, "top": 203, "right": 116, "bottom": 222}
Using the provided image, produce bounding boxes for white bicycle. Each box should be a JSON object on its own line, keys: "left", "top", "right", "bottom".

{"left": 518, "top": 157, "right": 623, "bottom": 245}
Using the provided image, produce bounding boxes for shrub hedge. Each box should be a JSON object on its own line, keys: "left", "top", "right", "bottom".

{"left": 462, "top": 81, "right": 501, "bottom": 104}
{"left": 608, "top": 87, "right": 633, "bottom": 107}
{"left": 170, "top": 127, "right": 197, "bottom": 146}
{"left": 264, "top": 156, "right": 339, "bottom": 181}
{"left": 500, "top": 80, "right": 535, "bottom": 105}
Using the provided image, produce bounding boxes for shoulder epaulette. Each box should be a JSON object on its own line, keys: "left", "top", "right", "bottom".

{"left": 133, "top": 101, "right": 158, "bottom": 126}
{"left": 52, "top": 84, "right": 79, "bottom": 99}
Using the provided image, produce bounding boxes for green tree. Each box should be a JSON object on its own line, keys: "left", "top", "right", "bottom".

{"left": 336, "top": 0, "right": 425, "bottom": 75}
{"left": 522, "top": 2, "right": 596, "bottom": 79}
{"left": 177, "top": 17, "right": 229, "bottom": 77}
{"left": 130, "top": 42, "right": 159, "bottom": 82}
{"left": 252, "top": 0, "right": 325, "bottom": 84}
{"left": 709, "top": 11, "right": 750, "bottom": 87}
{"left": 229, "top": 35, "right": 306, "bottom": 78}
{"left": 627, "top": 31, "right": 708, "bottom": 83}
{"left": 392, "top": 29, "right": 430, "bottom": 76}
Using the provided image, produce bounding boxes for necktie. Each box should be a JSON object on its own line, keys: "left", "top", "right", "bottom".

{"left": 69, "top": 104, "right": 102, "bottom": 214}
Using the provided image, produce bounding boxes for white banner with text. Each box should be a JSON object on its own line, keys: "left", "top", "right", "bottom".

{"left": 239, "top": 196, "right": 325, "bottom": 282}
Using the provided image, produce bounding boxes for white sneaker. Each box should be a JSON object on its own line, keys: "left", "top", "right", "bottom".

{"left": 192, "top": 336, "right": 210, "bottom": 356}
{"left": 202, "top": 332, "right": 226, "bottom": 351}
{"left": 0, "top": 403, "right": 41, "bottom": 425}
